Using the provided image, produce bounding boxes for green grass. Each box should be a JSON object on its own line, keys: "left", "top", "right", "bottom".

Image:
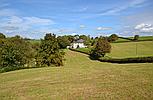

{"left": 107, "top": 41, "right": 153, "bottom": 58}
{"left": 0, "top": 50, "right": 153, "bottom": 99}
{"left": 138, "top": 36, "right": 153, "bottom": 41}
{"left": 76, "top": 48, "right": 91, "bottom": 53}
{"left": 76, "top": 41, "right": 153, "bottom": 58}
{"left": 114, "top": 36, "right": 153, "bottom": 43}
{"left": 115, "top": 38, "right": 131, "bottom": 43}
{"left": 28, "top": 39, "right": 41, "bottom": 44}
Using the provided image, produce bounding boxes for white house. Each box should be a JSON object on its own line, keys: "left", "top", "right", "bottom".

{"left": 69, "top": 39, "right": 87, "bottom": 49}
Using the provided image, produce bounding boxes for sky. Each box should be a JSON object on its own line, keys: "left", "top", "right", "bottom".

{"left": 0, "top": 0, "right": 153, "bottom": 39}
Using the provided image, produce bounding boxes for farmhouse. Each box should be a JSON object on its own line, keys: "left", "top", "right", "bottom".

{"left": 69, "top": 39, "right": 87, "bottom": 49}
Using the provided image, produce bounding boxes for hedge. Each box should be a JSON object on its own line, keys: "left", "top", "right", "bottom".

{"left": 98, "top": 56, "right": 153, "bottom": 63}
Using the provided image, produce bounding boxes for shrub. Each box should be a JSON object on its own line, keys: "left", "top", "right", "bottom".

{"left": 98, "top": 56, "right": 153, "bottom": 63}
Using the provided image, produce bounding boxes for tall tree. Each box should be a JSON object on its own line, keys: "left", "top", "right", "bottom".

{"left": 36, "top": 33, "right": 64, "bottom": 67}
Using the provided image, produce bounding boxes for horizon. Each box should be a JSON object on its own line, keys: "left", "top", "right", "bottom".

{"left": 0, "top": 0, "right": 153, "bottom": 39}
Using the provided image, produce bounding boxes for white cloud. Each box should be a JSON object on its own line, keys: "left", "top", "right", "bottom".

{"left": 58, "top": 29, "right": 74, "bottom": 33}
{"left": 135, "top": 23, "right": 153, "bottom": 33}
{"left": 100, "top": 0, "right": 148, "bottom": 15}
{"left": 79, "top": 25, "right": 86, "bottom": 28}
{"left": 0, "top": 16, "right": 55, "bottom": 38}
{"left": 96, "top": 27, "right": 112, "bottom": 31}
{"left": 23, "top": 17, "right": 54, "bottom": 25}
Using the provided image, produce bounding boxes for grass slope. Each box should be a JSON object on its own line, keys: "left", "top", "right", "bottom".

{"left": 0, "top": 50, "right": 153, "bottom": 99}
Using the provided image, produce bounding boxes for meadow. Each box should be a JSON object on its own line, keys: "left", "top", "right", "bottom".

{"left": 77, "top": 41, "right": 153, "bottom": 58}
{"left": 0, "top": 50, "right": 153, "bottom": 99}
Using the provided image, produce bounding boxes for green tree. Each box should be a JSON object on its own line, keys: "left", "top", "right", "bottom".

{"left": 79, "top": 35, "right": 91, "bottom": 47}
{"left": 36, "top": 33, "right": 64, "bottom": 67}
{"left": 0, "top": 33, "right": 6, "bottom": 39}
{"left": 134, "top": 35, "right": 139, "bottom": 41}
{"left": 90, "top": 37, "right": 111, "bottom": 59}
{"left": 57, "top": 36, "right": 71, "bottom": 49}
{"left": 0, "top": 35, "right": 34, "bottom": 69}
{"left": 108, "top": 34, "right": 118, "bottom": 42}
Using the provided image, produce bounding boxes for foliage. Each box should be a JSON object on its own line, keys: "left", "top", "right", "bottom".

{"left": 36, "top": 33, "right": 64, "bottom": 67}
{"left": 99, "top": 56, "right": 153, "bottom": 63}
{"left": 134, "top": 35, "right": 139, "bottom": 41}
{"left": 108, "top": 34, "right": 118, "bottom": 42}
{"left": 79, "top": 35, "right": 91, "bottom": 46}
{"left": 90, "top": 37, "right": 111, "bottom": 59}
{"left": 57, "top": 36, "right": 71, "bottom": 49}
{"left": 0, "top": 33, "right": 6, "bottom": 39}
{"left": 0, "top": 36, "right": 35, "bottom": 69}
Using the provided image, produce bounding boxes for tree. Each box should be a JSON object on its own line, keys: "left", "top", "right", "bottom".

{"left": 0, "top": 35, "right": 34, "bottom": 69}
{"left": 36, "top": 33, "right": 64, "bottom": 67}
{"left": 108, "top": 34, "right": 118, "bottom": 42}
{"left": 134, "top": 35, "right": 139, "bottom": 41}
{"left": 57, "top": 36, "right": 71, "bottom": 49}
{"left": 0, "top": 33, "right": 6, "bottom": 39}
{"left": 90, "top": 37, "right": 111, "bottom": 59}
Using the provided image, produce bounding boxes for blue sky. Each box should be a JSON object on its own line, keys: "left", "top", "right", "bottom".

{"left": 0, "top": 0, "right": 153, "bottom": 39}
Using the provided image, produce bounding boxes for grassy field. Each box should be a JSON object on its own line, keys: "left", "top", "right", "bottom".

{"left": 107, "top": 41, "right": 153, "bottom": 58}
{"left": 0, "top": 50, "right": 153, "bottom": 100}
{"left": 77, "top": 41, "right": 153, "bottom": 58}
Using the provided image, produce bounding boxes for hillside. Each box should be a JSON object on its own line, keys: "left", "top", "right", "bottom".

{"left": 0, "top": 50, "right": 153, "bottom": 99}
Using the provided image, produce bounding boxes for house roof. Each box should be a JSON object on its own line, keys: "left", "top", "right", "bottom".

{"left": 73, "top": 39, "right": 84, "bottom": 43}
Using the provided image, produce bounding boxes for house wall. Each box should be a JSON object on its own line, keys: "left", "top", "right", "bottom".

{"left": 71, "top": 43, "right": 86, "bottom": 49}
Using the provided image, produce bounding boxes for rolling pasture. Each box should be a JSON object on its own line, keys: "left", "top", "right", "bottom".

{"left": 0, "top": 50, "right": 153, "bottom": 99}
{"left": 77, "top": 41, "right": 153, "bottom": 58}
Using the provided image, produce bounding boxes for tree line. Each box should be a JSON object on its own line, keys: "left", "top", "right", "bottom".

{"left": 0, "top": 32, "right": 120, "bottom": 72}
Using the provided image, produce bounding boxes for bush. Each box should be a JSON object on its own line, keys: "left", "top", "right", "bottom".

{"left": 98, "top": 56, "right": 153, "bottom": 63}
